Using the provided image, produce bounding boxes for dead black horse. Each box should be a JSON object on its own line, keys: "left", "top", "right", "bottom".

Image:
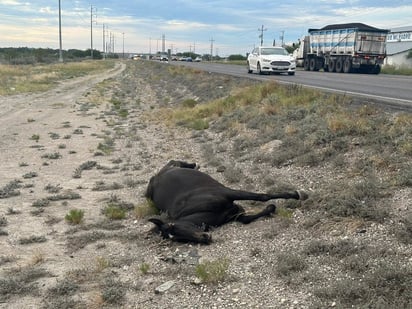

{"left": 146, "top": 160, "right": 307, "bottom": 244}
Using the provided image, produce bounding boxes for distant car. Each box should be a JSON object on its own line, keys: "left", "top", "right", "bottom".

{"left": 159, "top": 54, "right": 168, "bottom": 61}
{"left": 194, "top": 57, "right": 202, "bottom": 62}
{"left": 247, "top": 46, "right": 296, "bottom": 75}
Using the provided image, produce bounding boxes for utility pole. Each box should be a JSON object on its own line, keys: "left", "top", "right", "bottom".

{"left": 102, "top": 24, "right": 106, "bottom": 59}
{"left": 122, "top": 32, "right": 125, "bottom": 59}
{"left": 90, "top": 5, "right": 97, "bottom": 58}
{"left": 280, "top": 30, "right": 285, "bottom": 47}
{"left": 162, "top": 34, "right": 165, "bottom": 53}
{"left": 258, "top": 25, "right": 267, "bottom": 46}
{"left": 112, "top": 33, "right": 115, "bottom": 55}
{"left": 210, "top": 37, "right": 215, "bottom": 61}
{"left": 58, "top": 0, "right": 63, "bottom": 62}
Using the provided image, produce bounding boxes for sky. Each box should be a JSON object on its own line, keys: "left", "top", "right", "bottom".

{"left": 1, "top": 0, "right": 411, "bottom": 57}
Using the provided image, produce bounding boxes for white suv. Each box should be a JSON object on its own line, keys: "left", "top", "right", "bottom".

{"left": 247, "top": 46, "right": 296, "bottom": 75}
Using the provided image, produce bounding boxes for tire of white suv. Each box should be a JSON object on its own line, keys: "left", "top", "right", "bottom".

{"left": 257, "top": 63, "right": 263, "bottom": 75}
{"left": 247, "top": 62, "right": 253, "bottom": 74}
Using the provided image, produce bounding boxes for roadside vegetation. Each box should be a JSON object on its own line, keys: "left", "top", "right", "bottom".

{"left": 0, "top": 60, "right": 115, "bottom": 95}
{"left": 381, "top": 65, "right": 412, "bottom": 75}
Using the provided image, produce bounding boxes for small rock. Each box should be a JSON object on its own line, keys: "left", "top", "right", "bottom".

{"left": 154, "top": 280, "right": 175, "bottom": 294}
{"left": 191, "top": 277, "right": 202, "bottom": 285}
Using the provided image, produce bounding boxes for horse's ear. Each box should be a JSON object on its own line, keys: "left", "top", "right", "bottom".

{"left": 148, "top": 218, "right": 165, "bottom": 228}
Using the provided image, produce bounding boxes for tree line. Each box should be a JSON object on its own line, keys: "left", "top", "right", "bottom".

{"left": 0, "top": 47, "right": 114, "bottom": 65}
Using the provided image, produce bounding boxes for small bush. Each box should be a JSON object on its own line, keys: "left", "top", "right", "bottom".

{"left": 139, "top": 263, "right": 150, "bottom": 275}
{"left": 134, "top": 199, "right": 159, "bottom": 218}
{"left": 0, "top": 180, "right": 21, "bottom": 199}
{"left": 47, "top": 278, "right": 79, "bottom": 296}
{"left": 95, "top": 256, "right": 111, "bottom": 272}
{"left": 72, "top": 160, "right": 97, "bottom": 178}
{"left": 48, "top": 192, "right": 81, "bottom": 201}
{"left": 48, "top": 132, "right": 60, "bottom": 140}
{"left": 30, "top": 134, "right": 40, "bottom": 142}
{"left": 181, "top": 98, "right": 197, "bottom": 108}
{"left": 41, "top": 152, "right": 62, "bottom": 160}
{"left": 394, "top": 213, "right": 412, "bottom": 244}
{"left": 23, "top": 171, "right": 38, "bottom": 179}
{"left": 195, "top": 258, "right": 230, "bottom": 283}
{"left": 97, "top": 137, "right": 115, "bottom": 155}
{"left": 397, "top": 164, "right": 412, "bottom": 187}
{"left": 19, "top": 235, "right": 47, "bottom": 245}
{"left": 276, "top": 252, "right": 306, "bottom": 276}
{"left": 303, "top": 239, "right": 362, "bottom": 258}
{"left": 103, "top": 205, "right": 126, "bottom": 220}
{"left": 65, "top": 209, "right": 84, "bottom": 225}
{"left": 100, "top": 278, "right": 125, "bottom": 305}
{"left": 32, "top": 198, "right": 50, "bottom": 207}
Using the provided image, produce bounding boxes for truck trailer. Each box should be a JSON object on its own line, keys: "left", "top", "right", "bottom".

{"left": 295, "top": 23, "right": 389, "bottom": 74}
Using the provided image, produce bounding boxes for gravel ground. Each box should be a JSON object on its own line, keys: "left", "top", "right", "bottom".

{"left": 0, "top": 60, "right": 411, "bottom": 309}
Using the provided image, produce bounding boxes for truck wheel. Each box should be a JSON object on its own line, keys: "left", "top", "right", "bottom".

{"left": 343, "top": 58, "right": 352, "bottom": 73}
{"left": 303, "top": 58, "right": 310, "bottom": 71}
{"left": 309, "top": 58, "right": 318, "bottom": 71}
{"left": 328, "top": 59, "right": 336, "bottom": 72}
{"left": 371, "top": 65, "right": 381, "bottom": 74}
{"left": 335, "top": 58, "right": 343, "bottom": 73}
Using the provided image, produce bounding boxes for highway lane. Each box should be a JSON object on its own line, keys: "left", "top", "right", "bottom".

{"left": 173, "top": 61, "right": 412, "bottom": 111}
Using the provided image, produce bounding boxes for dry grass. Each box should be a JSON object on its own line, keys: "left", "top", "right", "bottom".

{"left": 0, "top": 60, "right": 116, "bottom": 95}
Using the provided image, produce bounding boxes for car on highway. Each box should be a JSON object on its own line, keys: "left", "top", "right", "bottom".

{"left": 247, "top": 46, "right": 296, "bottom": 75}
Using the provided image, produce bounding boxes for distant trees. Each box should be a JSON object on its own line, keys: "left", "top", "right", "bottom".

{"left": 227, "top": 54, "right": 246, "bottom": 61}
{"left": 0, "top": 47, "right": 104, "bottom": 64}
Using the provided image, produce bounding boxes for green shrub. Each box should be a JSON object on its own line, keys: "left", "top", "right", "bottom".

{"left": 134, "top": 199, "right": 159, "bottom": 218}
{"left": 195, "top": 258, "right": 230, "bottom": 283}
{"left": 181, "top": 98, "right": 197, "bottom": 108}
{"left": 30, "top": 134, "right": 40, "bottom": 142}
{"left": 65, "top": 209, "right": 84, "bottom": 224}
{"left": 139, "top": 263, "right": 150, "bottom": 275}
{"left": 103, "top": 205, "right": 126, "bottom": 220}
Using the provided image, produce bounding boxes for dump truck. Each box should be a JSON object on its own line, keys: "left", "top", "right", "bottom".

{"left": 294, "top": 23, "right": 389, "bottom": 74}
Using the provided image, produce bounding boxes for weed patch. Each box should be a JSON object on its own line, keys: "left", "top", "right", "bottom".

{"left": 134, "top": 199, "right": 159, "bottom": 218}
{"left": 65, "top": 209, "right": 84, "bottom": 225}
{"left": 195, "top": 258, "right": 230, "bottom": 283}
{"left": 18, "top": 235, "right": 47, "bottom": 245}
{"left": 276, "top": 252, "right": 306, "bottom": 277}
{"left": 0, "top": 180, "right": 22, "bottom": 198}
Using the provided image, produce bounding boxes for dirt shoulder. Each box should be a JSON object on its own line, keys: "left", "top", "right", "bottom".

{"left": 0, "top": 60, "right": 410, "bottom": 309}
